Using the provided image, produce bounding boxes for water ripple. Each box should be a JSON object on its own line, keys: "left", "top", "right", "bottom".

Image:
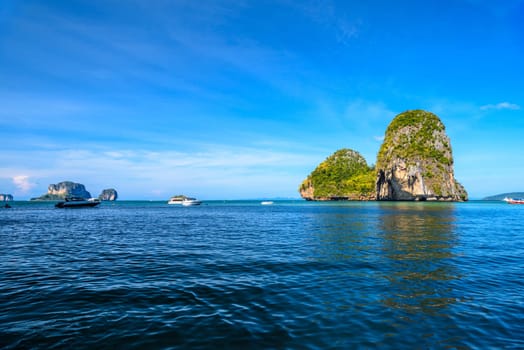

{"left": 1, "top": 201, "right": 523, "bottom": 348}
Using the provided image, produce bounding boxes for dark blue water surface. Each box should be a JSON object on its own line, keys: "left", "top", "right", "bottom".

{"left": 1, "top": 200, "right": 523, "bottom": 349}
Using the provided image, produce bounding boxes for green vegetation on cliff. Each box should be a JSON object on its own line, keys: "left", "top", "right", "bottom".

{"left": 377, "top": 110, "right": 452, "bottom": 169}
{"left": 298, "top": 109, "right": 467, "bottom": 202}
{"left": 375, "top": 109, "right": 467, "bottom": 201}
{"left": 299, "top": 149, "right": 375, "bottom": 200}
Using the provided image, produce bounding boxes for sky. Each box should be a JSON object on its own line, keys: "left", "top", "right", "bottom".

{"left": 1, "top": 0, "right": 523, "bottom": 200}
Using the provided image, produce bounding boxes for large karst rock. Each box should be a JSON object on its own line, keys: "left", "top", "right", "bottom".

{"left": 299, "top": 149, "right": 376, "bottom": 201}
{"left": 376, "top": 110, "right": 467, "bottom": 201}
{"left": 31, "top": 181, "right": 92, "bottom": 200}
{"left": 98, "top": 188, "right": 118, "bottom": 201}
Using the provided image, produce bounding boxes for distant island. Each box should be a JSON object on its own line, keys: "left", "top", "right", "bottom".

{"left": 299, "top": 110, "right": 467, "bottom": 202}
{"left": 31, "top": 181, "right": 118, "bottom": 201}
{"left": 98, "top": 188, "right": 118, "bottom": 201}
{"left": 483, "top": 192, "right": 524, "bottom": 201}
{"left": 0, "top": 194, "right": 13, "bottom": 201}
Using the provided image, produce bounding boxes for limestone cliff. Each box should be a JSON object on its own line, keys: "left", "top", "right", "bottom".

{"left": 299, "top": 149, "right": 375, "bottom": 201}
{"left": 31, "top": 181, "right": 92, "bottom": 200}
{"left": 376, "top": 110, "right": 467, "bottom": 201}
{"left": 98, "top": 188, "right": 118, "bottom": 201}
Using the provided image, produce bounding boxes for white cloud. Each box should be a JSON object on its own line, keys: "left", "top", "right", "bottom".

{"left": 12, "top": 175, "right": 36, "bottom": 193}
{"left": 480, "top": 102, "right": 521, "bottom": 111}
{"left": 1, "top": 145, "right": 324, "bottom": 199}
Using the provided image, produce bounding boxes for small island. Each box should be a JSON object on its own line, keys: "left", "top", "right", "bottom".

{"left": 98, "top": 189, "right": 118, "bottom": 201}
{"left": 31, "top": 181, "right": 92, "bottom": 201}
{"left": 299, "top": 149, "right": 375, "bottom": 201}
{"left": 30, "top": 181, "right": 118, "bottom": 201}
{"left": 0, "top": 194, "right": 13, "bottom": 201}
{"left": 299, "top": 110, "right": 468, "bottom": 202}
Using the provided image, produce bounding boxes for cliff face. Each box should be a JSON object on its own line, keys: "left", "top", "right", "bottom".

{"left": 299, "top": 149, "right": 376, "bottom": 201}
{"left": 376, "top": 110, "right": 467, "bottom": 201}
{"left": 32, "top": 181, "right": 92, "bottom": 200}
{"left": 48, "top": 181, "right": 91, "bottom": 198}
{"left": 98, "top": 189, "right": 118, "bottom": 201}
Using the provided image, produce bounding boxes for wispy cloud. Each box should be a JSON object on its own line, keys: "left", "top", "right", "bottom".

{"left": 480, "top": 102, "right": 521, "bottom": 111}
{"left": 12, "top": 175, "right": 36, "bottom": 193}
{"left": 0, "top": 144, "right": 323, "bottom": 199}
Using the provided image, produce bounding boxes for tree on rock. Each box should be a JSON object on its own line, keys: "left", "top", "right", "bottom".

{"left": 299, "top": 149, "right": 375, "bottom": 201}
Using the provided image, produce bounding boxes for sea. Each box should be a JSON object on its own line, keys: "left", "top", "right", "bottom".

{"left": 1, "top": 200, "right": 523, "bottom": 349}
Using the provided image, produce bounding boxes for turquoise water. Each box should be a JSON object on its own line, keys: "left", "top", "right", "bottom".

{"left": 1, "top": 200, "right": 523, "bottom": 348}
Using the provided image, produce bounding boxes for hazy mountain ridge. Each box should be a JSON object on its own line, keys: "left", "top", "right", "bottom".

{"left": 483, "top": 192, "right": 524, "bottom": 201}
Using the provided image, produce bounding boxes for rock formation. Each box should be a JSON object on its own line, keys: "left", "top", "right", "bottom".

{"left": 299, "top": 149, "right": 376, "bottom": 201}
{"left": 31, "top": 181, "right": 92, "bottom": 200}
{"left": 376, "top": 110, "right": 467, "bottom": 201}
{"left": 98, "top": 188, "right": 118, "bottom": 201}
{"left": 0, "top": 194, "right": 13, "bottom": 201}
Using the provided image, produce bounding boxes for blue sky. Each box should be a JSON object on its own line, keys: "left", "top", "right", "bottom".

{"left": 1, "top": 0, "right": 523, "bottom": 200}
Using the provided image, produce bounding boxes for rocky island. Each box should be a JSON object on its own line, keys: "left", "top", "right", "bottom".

{"left": 0, "top": 194, "right": 14, "bottom": 201}
{"left": 299, "top": 109, "right": 467, "bottom": 201}
{"left": 299, "top": 149, "right": 375, "bottom": 201}
{"left": 98, "top": 188, "right": 118, "bottom": 201}
{"left": 376, "top": 110, "right": 467, "bottom": 201}
{"left": 31, "top": 181, "right": 93, "bottom": 201}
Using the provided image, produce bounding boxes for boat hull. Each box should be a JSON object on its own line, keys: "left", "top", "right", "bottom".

{"left": 55, "top": 200, "right": 101, "bottom": 208}
{"left": 182, "top": 201, "right": 201, "bottom": 206}
{"left": 505, "top": 197, "right": 524, "bottom": 204}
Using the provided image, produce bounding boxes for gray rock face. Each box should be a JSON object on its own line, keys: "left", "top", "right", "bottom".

{"left": 376, "top": 110, "right": 467, "bottom": 201}
{"left": 98, "top": 189, "right": 118, "bottom": 201}
{"left": 0, "top": 194, "right": 13, "bottom": 201}
{"left": 31, "top": 181, "right": 92, "bottom": 200}
{"left": 48, "top": 181, "right": 92, "bottom": 198}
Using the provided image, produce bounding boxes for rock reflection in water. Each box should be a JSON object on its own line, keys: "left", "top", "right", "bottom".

{"left": 378, "top": 202, "right": 459, "bottom": 315}
{"left": 310, "top": 209, "right": 379, "bottom": 262}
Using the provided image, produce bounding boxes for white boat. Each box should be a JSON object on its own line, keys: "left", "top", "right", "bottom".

{"left": 168, "top": 196, "right": 186, "bottom": 205}
{"left": 182, "top": 198, "right": 202, "bottom": 206}
{"left": 261, "top": 201, "right": 274, "bottom": 205}
{"left": 55, "top": 197, "right": 101, "bottom": 208}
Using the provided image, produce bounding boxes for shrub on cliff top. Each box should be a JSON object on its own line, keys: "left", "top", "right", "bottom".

{"left": 377, "top": 110, "right": 452, "bottom": 168}
{"left": 300, "top": 149, "right": 375, "bottom": 199}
